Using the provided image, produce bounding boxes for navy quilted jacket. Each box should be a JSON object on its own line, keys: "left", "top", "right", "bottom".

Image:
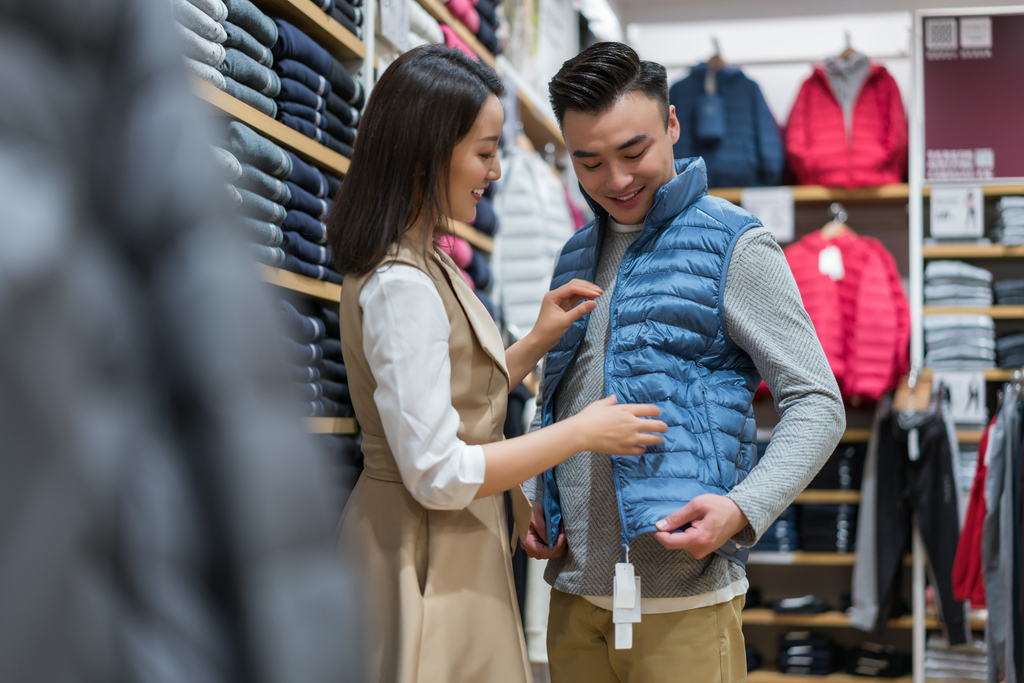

{"left": 541, "top": 158, "right": 762, "bottom": 564}
{"left": 670, "top": 63, "right": 784, "bottom": 188}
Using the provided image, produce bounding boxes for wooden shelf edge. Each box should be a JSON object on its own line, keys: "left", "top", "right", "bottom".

{"left": 922, "top": 305, "right": 1024, "bottom": 318}
{"left": 191, "top": 78, "right": 351, "bottom": 176}
{"left": 252, "top": 0, "right": 365, "bottom": 60}
{"left": 518, "top": 94, "right": 565, "bottom": 154}
{"left": 414, "top": 0, "right": 496, "bottom": 68}
{"left": 747, "top": 551, "right": 856, "bottom": 566}
{"left": 742, "top": 608, "right": 986, "bottom": 631}
{"left": 923, "top": 243, "right": 1024, "bottom": 258}
{"left": 256, "top": 264, "right": 342, "bottom": 302}
{"left": 708, "top": 182, "right": 1024, "bottom": 204}
{"left": 839, "top": 428, "right": 871, "bottom": 443}
{"left": 794, "top": 490, "right": 861, "bottom": 504}
{"left": 923, "top": 367, "right": 1017, "bottom": 382}
{"left": 306, "top": 417, "right": 359, "bottom": 433}
{"left": 451, "top": 221, "right": 494, "bottom": 253}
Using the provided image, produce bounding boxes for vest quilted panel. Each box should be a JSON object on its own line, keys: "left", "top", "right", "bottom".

{"left": 541, "top": 158, "right": 761, "bottom": 562}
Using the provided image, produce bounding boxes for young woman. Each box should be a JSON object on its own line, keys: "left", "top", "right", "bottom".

{"left": 327, "top": 45, "right": 666, "bottom": 683}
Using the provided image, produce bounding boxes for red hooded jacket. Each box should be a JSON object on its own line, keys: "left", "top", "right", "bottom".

{"left": 784, "top": 230, "right": 909, "bottom": 403}
{"left": 786, "top": 63, "right": 908, "bottom": 188}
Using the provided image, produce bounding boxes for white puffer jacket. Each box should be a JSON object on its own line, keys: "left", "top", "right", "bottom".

{"left": 492, "top": 147, "right": 575, "bottom": 336}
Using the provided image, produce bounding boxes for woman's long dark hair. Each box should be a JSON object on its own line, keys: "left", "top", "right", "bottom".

{"left": 327, "top": 46, "right": 503, "bottom": 276}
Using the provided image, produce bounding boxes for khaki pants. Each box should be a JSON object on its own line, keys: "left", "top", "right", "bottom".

{"left": 546, "top": 589, "right": 746, "bottom": 683}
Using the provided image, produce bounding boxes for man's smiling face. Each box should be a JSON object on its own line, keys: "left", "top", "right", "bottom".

{"left": 562, "top": 92, "right": 680, "bottom": 225}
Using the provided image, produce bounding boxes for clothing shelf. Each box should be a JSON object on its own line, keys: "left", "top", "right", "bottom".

{"left": 919, "top": 367, "right": 1017, "bottom": 383}
{"left": 748, "top": 670, "right": 978, "bottom": 682}
{"left": 252, "top": 0, "right": 365, "bottom": 60}
{"left": 514, "top": 78, "right": 566, "bottom": 154}
{"left": 922, "top": 244, "right": 1024, "bottom": 259}
{"left": 708, "top": 183, "right": 1024, "bottom": 204}
{"left": 414, "top": 0, "right": 495, "bottom": 67}
{"left": 305, "top": 417, "right": 359, "bottom": 433}
{"left": 793, "top": 490, "right": 861, "bottom": 504}
{"left": 957, "top": 430, "right": 984, "bottom": 443}
{"left": 742, "top": 608, "right": 986, "bottom": 631}
{"left": 192, "top": 78, "right": 351, "bottom": 176}
{"left": 257, "top": 264, "right": 342, "bottom": 303}
{"left": 839, "top": 428, "right": 871, "bottom": 443}
{"left": 451, "top": 220, "right": 494, "bottom": 253}
{"left": 922, "top": 305, "right": 1024, "bottom": 318}
{"left": 747, "top": 552, "right": 913, "bottom": 567}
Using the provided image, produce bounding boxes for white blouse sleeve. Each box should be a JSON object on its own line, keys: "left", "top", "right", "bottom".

{"left": 359, "top": 264, "right": 487, "bottom": 510}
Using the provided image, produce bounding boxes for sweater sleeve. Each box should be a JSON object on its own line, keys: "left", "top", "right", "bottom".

{"left": 723, "top": 227, "right": 846, "bottom": 543}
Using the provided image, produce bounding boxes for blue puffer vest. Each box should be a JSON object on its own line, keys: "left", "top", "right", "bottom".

{"left": 541, "top": 157, "right": 761, "bottom": 566}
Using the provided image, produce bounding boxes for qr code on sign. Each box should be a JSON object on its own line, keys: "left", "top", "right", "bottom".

{"left": 926, "top": 18, "right": 958, "bottom": 50}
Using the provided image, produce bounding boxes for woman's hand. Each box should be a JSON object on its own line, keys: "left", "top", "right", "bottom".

{"left": 572, "top": 396, "right": 667, "bottom": 456}
{"left": 529, "top": 279, "right": 603, "bottom": 352}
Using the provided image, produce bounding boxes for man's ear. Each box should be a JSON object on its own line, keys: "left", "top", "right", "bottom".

{"left": 667, "top": 104, "right": 681, "bottom": 145}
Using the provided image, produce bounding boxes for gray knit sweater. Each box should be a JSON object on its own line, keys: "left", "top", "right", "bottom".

{"left": 523, "top": 223, "right": 845, "bottom": 598}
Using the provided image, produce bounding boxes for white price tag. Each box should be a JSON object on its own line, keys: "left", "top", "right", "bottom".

{"left": 613, "top": 577, "right": 641, "bottom": 624}
{"left": 741, "top": 187, "right": 795, "bottom": 244}
{"left": 613, "top": 563, "right": 636, "bottom": 609}
{"left": 615, "top": 623, "right": 633, "bottom": 650}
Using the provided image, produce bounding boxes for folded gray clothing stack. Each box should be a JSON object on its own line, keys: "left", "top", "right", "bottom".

{"left": 994, "top": 197, "right": 1024, "bottom": 246}
{"left": 997, "top": 332, "right": 1024, "bottom": 368}
{"left": 924, "top": 260, "right": 993, "bottom": 307}
{"left": 994, "top": 278, "right": 1024, "bottom": 305}
{"left": 175, "top": 0, "right": 228, "bottom": 79}
{"left": 924, "top": 314, "right": 997, "bottom": 369}
{"left": 200, "top": 0, "right": 280, "bottom": 117}
{"left": 924, "top": 636, "right": 987, "bottom": 681}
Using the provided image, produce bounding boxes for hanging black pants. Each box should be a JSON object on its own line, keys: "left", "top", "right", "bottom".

{"left": 875, "top": 411, "right": 968, "bottom": 644}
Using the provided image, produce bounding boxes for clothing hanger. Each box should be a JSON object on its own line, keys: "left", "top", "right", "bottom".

{"left": 838, "top": 30, "right": 858, "bottom": 60}
{"left": 820, "top": 202, "right": 855, "bottom": 240}
{"left": 706, "top": 37, "right": 725, "bottom": 72}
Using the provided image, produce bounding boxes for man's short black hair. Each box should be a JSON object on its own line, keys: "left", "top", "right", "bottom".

{"left": 548, "top": 42, "right": 669, "bottom": 129}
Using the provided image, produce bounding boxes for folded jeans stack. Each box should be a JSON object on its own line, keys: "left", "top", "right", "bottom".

{"left": 271, "top": 19, "right": 363, "bottom": 159}
{"left": 925, "top": 260, "right": 993, "bottom": 308}
{"left": 798, "top": 503, "right": 857, "bottom": 553}
{"left": 316, "top": 314, "right": 355, "bottom": 418}
{"left": 808, "top": 443, "right": 866, "bottom": 490}
{"left": 279, "top": 299, "right": 330, "bottom": 416}
{"left": 994, "top": 278, "right": 1024, "bottom": 306}
{"left": 924, "top": 635, "right": 987, "bottom": 680}
{"left": 994, "top": 196, "right": 1024, "bottom": 246}
{"left": 846, "top": 642, "right": 912, "bottom": 678}
{"left": 407, "top": 0, "right": 444, "bottom": 49}
{"left": 924, "top": 314, "right": 997, "bottom": 369}
{"left": 770, "top": 595, "right": 831, "bottom": 614}
{"left": 208, "top": 0, "right": 282, "bottom": 117}
{"left": 777, "top": 632, "right": 844, "bottom": 676}
{"left": 752, "top": 505, "right": 799, "bottom": 552}
{"left": 225, "top": 122, "right": 344, "bottom": 283}
{"left": 996, "top": 332, "right": 1024, "bottom": 368}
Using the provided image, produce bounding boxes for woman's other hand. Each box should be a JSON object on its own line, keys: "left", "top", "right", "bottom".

{"left": 572, "top": 396, "right": 667, "bottom": 456}
{"left": 530, "top": 279, "right": 602, "bottom": 351}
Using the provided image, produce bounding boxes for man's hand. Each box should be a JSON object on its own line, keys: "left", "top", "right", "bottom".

{"left": 520, "top": 500, "right": 567, "bottom": 559}
{"left": 652, "top": 494, "right": 750, "bottom": 559}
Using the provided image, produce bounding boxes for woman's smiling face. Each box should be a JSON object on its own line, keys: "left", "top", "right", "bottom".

{"left": 447, "top": 94, "right": 503, "bottom": 223}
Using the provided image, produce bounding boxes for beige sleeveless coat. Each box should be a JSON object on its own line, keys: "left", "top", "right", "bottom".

{"left": 338, "top": 238, "right": 533, "bottom": 683}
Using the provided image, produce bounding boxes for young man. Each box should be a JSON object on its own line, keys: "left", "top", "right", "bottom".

{"left": 520, "top": 42, "right": 846, "bottom": 682}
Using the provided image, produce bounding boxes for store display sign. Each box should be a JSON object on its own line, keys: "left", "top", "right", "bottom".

{"left": 932, "top": 370, "right": 988, "bottom": 425}
{"left": 379, "top": 0, "right": 409, "bottom": 51}
{"left": 922, "top": 12, "right": 1024, "bottom": 182}
{"left": 741, "top": 187, "right": 794, "bottom": 244}
{"left": 929, "top": 186, "right": 984, "bottom": 238}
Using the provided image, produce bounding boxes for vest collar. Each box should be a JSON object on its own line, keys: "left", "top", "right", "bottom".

{"left": 579, "top": 157, "right": 710, "bottom": 232}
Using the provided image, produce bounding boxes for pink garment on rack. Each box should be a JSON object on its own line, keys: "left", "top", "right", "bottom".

{"left": 563, "top": 188, "right": 587, "bottom": 230}
{"left": 445, "top": 0, "right": 481, "bottom": 33}
{"left": 437, "top": 234, "right": 473, "bottom": 269}
{"left": 440, "top": 25, "right": 477, "bottom": 61}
